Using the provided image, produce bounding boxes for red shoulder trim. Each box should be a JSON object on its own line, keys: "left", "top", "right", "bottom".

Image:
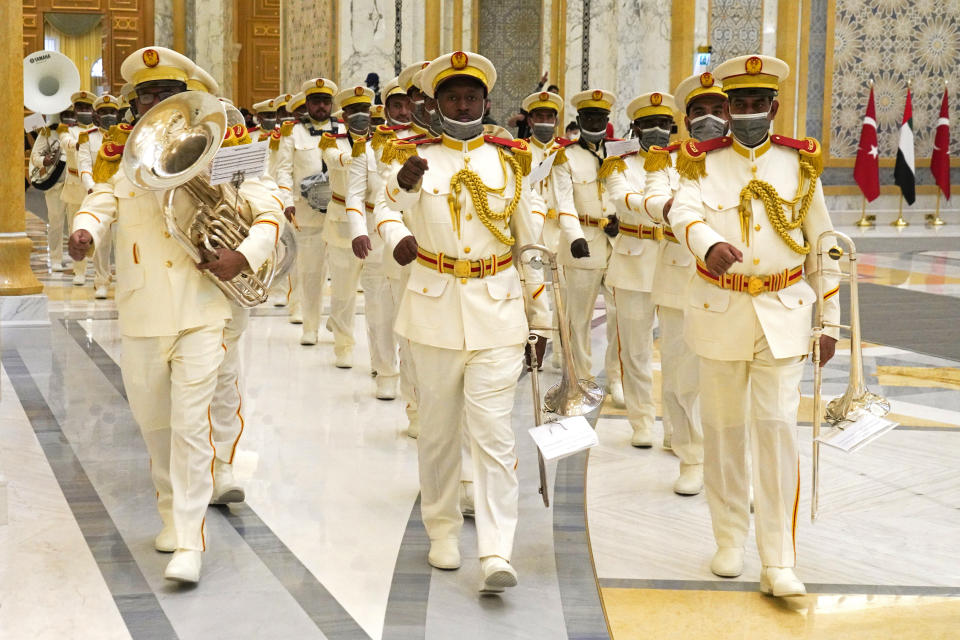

{"left": 770, "top": 134, "right": 819, "bottom": 154}
{"left": 397, "top": 136, "right": 442, "bottom": 146}
{"left": 483, "top": 135, "right": 527, "bottom": 151}
{"left": 682, "top": 136, "right": 732, "bottom": 157}
{"left": 323, "top": 132, "right": 349, "bottom": 139}
{"left": 663, "top": 142, "right": 682, "bottom": 152}
{"left": 118, "top": 123, "right": 134, "bottom": 132}
{"left": 378, "top": 124, "right": 408, "bottom": 132}
{"left": 270, "top": 130, "right": 281, "bottom": 140}
{"left": 102, "top": 142, "right": 124, "bottom": 158}
{"left": 553, "top": 137, "right": 576, "bottom": 148}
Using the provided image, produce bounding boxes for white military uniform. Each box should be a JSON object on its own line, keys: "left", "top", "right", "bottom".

{"left": 551, "top": 128, "right": 620, "bottom": 387}
{"left": 29, "top": 125, "right": 68, "bottom": 269}
{"left": 642, "top": 145, "right": 703, "bottom": 465}
{"left": 78, "top": 124, "right": 114, "bottom": 291}
{"left": 346, "top": 128, "right": 400, "bottom": 393}
{"left": 73, "top": 156, "right": 282, "bottom": 553}
{"left": 60, "top": 121, "right": 89, "bottom": 281}
{"left": 669, "top": 129, "right": 841, "bottom": 568}
{"left": 603, "top": 147, "right": 662, "bottom": 445}
{"left": 275, "top": 82, "right": 342, "bottom": 341}
{"left": 379, "top": 127, "right": 543, "bottom": 562}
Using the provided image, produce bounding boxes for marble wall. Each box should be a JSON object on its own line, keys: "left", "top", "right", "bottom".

{"left": 154, "top": 0, "right": 173, "bottom": 48}
{"left": 400, "top": 0, "right": 425, "bottom": 69}
{"left": 477, "top": 0, "right": 543, "bottom": 126}
{"left": 339, "top": 0, "right": 397, "bottom": 89}
{"left": 192, "top": 0, "right": 235, "bottom": 98}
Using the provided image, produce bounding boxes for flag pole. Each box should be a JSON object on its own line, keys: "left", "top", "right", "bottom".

{"left": 892, "top": 79, "right": 911, "bottom": 227}
{"left": 855, "top": 195, "right": 874, "bottom": 227}
{"left": 928, "top": 191, "right": 945, "bottom": 226}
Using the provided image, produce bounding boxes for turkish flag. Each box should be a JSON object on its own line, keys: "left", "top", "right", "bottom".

{"left": 853, "top": 86, "right": 880, "bottom": 202}
{"left": 931, "top": 87, "right": 951, "bottom": 201}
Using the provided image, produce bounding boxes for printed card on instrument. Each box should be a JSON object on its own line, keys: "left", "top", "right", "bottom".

{"left": 816, "top": 413, "right": 899, "bottom": 453}
{"left": 604, "top": 138, "right": 640, "bottom": 158}
{"left": 528, "top": 150, "right": 558, "bottom": 185}
{"left": 209, "top": 140, "right": 268, "bottom": 185}
{"left": 528, "top": 415, "right": 598, "bottom": 461}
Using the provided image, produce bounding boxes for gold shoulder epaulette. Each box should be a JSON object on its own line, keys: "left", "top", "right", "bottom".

{"left": 318, "top": 132, "right": 338, "bottom": 151}
{"left": 771, "top": 134, "right": 823, "bottom": 178}
{"left": 57, "top": 123, "right": 68, "bottom": 135}
{"left": 598, "top": 155, "right": 627, "bottom": 180}
{"left": 280, "top": 121, "right": 294, "bottom": 137}
{"left": 352, "top": 136, "right": 368, "bottom": 158}
{"left": 509, "top": 139, "right": 532, "bottom": 176}
{"left": 387, "top": 140, "right": 420, "bottom": 164}
{"left": 372, "top": 125, "right": 398, "bottom": 151}
{"left": 77, "top": 131, "right": 89, "bottom": 145}
{"left": 551, "top": 146, "right": 567, "bottom": 166}
{"left": 644, "top": 145, "right": 673, "bottom": 172}
{"left": 107, "top": 123, "right": 133, "bottom": 146}
{"left": 92, "top": 142, "right": 124, "bottom": 183}
{"left": 269, "top": 130, "right": 281, "bottom": 151}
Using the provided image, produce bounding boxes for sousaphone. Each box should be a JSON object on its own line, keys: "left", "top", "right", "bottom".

{"left": 24, "top": 50, "right": 80, "bottom": 190}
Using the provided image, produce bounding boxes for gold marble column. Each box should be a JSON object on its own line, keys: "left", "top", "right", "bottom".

{"left": 669, "top": 0, "right": 696, "bottom": 94}
{"left": 173, "top": 0, "right": 187, "bottom": 53}
{"left": 453, "top": 0, "right": 464, "bottom": 51}
{"left": 425, "top": 0, "right": 442, "bottom": 59}
{"left": 1, "top": 2, "right": 43, "bottom": 296}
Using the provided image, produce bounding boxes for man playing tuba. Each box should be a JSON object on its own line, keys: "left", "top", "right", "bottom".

{"left": 67, "top": 46, "right": 284, "bottom": 585}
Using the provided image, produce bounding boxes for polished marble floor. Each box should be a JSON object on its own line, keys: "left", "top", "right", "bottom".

{"left": 1, "top": 209, "right": 958, "bottom": 639}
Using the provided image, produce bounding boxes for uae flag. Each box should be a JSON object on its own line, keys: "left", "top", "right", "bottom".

{"left": 894, "top": 87, "right": 916, "bottom": 205}
{"left": 853, "top": 85, "right": 880, "bottom": 201}
{"left": 930, "top": 87, "right": 951, "bottom": 201}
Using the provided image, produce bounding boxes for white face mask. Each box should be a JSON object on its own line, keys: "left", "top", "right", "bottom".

{"left": 729, "top": 110, "right": 771, "bottom": 146}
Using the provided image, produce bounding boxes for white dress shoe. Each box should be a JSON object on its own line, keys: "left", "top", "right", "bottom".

{"left": 673, "top": 464, "right": 704, "bottom": 496}
{"left": 375, "top": 375, "right": 398, "bottom": 400}
{"left": 164, "top": 550, "right": 202, "bottom": 583}
{"left": 335, "top": 349, "right": 353, "bottom": 369}
{"left": 94, "top": 285, "right": 108, "bottom": 299}
{"left": 761, "top": 567, "right": 806, "bottom": 597}
{"left": 72, "top": 273, "right": 86, "bottom": 286}
{"left": 428, "top": 539, "right": 461, "bottom": 570}
{"left": 154, "top": 525, "right": 177, "bottom": 553}
{"left": 289, "top": 313, "right": 303, "bottom": 325}
{"left": 271, "top": 296, "right": 287, "bottom": 307}
{"left": 710, "top": 547, "right": 744, "bottom": 578}
{"left": 608, "top": 381, "right": 626, "bottom": 408}
{"left": 662, "top": 431, "right": 673, "bottom": 450}
{"left": 211, "top": 459, "right": 245, "bottom": 505}
{"left": 630, "top": 424, "right": 653, "bottom": 448}
{"left": 479, "top": 556, "right": 517, "bottom": 593}
{"left": 406, "top": 416, "right": 420, "bottom": 439}
{"left": 300, "top": 330, "right": 318, "bottom": 346}
{"left": 459, "top": 481, "right": 475, "bottom": 517}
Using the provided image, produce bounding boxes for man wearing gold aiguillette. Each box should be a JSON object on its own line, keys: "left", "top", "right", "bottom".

{"left": 378, "top": 51, "right": 580, "bottom": 594}
{"left": 668, "top": 54, "right": 841, "bottom": 597}
{"left": 67, "top": 46, "right": 284, "bottom": 585}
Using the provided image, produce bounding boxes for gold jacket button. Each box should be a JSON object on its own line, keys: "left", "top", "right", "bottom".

{"left": 464, "top": 247, "right": 471, "bottom": 253}
{"left": 755, "top": 224, "right": 761, "bottom": 231}
{"left": 164, "top": 231, "right": 171, "bottom": 238}
{"left": 422, "top": 287, "right": 428, "bottom": 293}
{"left": 433, "top": 188, "right": 439, "bottom": 194}
{"left": 466, "top": 214, "right": 472, "bottom": 220}
{"left": 460, "top": 278, "right": 467, "bottom": 284}
{"left": 671, "top": 259, "right": 677, "bottom": 265}
{"left": 753, "top": 258, "right": 760, "bottom": 265}
{"left": 129, "top": 191, "right": 136, "bottom": 197}
{"left": 703, "top": 303, "right": 710, "bottom": 309}
{"left": 165, "top": 260, "right": 173, "bottom": 268}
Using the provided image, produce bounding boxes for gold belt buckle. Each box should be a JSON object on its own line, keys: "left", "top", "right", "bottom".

{"left": 654, "top": 227, "right": 664, "bottom": 241}
{"left": 747, "top": 276, "right": 764, "bottom": 296}
{"left": 453, "top": 259, "right": 472, "bottom": 278}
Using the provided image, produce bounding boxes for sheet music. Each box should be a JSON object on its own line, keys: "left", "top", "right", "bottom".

{"left": 24, "top": 113, "right": 46, "bottom": 133}
{"left": 816, "top": 413, "right": 899, "bottom": 453}
{"left": 605, "top": 138, "right": 640, "bottom": 157}
{"left": 528, "top": 149, "right": 558, "bottom": 185}
{"left": 528, "top": 415, "right": 598, "bottom": 461}
{"left": 209, "top": 140, "right": 268, "bottom": 185}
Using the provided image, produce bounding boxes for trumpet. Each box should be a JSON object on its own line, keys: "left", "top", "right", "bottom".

{"left": 811, "top": 230, "right": 890, "bottom": 521}
{"left": 520, "top": 244, "right": 605, "bottom": 506}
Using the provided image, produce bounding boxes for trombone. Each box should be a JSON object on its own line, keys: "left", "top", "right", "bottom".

{"left": 811, "top": 230, "right": 890, "bottom": 521}
{"left": 519, "top": 244, "right": 605, "bottom": 506}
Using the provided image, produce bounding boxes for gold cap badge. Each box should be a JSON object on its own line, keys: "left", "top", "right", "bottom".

{"left": 540, "top": 92, "right": 549, "bottom": 100}
{"left": 451, "top": 51, "right": 468, "bottom": 70}
{"left": 315, "top": 79, "right": 325, "bottom": 88}
{"left": 142, "top": 49, "right": 159, "bottom": 68}
{"left": 700, "top": 72, "right": 715, "bottom": 88}
{"left": 745, "top": 56, "right": 763, "bottom": 75}
{"left": 592, "top": 90, "right": 603, "bottom": 101}
{"left": 354, "top": 86, "right": 364, "bottom": 96}
{"left": 650, "top": 92, "right": 663, "bottom": 106}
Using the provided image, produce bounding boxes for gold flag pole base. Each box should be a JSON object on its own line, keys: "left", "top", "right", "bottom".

{"left": 854, "top": 196, "right": 875, "bottom": 227}
{"left": 926, "top": 192, "right": 946, "bottom": 226}
{"left": 891, "top": 195, "right": 909, "bottom": 227}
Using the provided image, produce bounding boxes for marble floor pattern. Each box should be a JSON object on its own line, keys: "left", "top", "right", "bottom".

{"left": 2, "top": 213, "right": 959, "bottom": 639}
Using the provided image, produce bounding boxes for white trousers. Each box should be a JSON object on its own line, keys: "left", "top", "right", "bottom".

{"left": 92, "top": 226, "right": 113, "bottom": 288}
{"left": 562, "top": 266, "right": 620, "bottom": 383}
{"left": 326, "top": 244, "right": 363, "bottom": 354}
{"left": 389, "top": 274, "right": 418, "bottom": 422}
{"left": 612, "top": 288, "right": 656, "bottom": 433}
{"left": 209, "top": 305, "right": 249, "bottom": 463}
{"left": 121, "top": 324, "right": 225, "bottom": 551}
{"left": 45, "top": 183, "right": 67, "bottom": 266}
{"left": 410, "top": 342, "right": 522, "bottom": 560}
{"left": 699, "top": 329, "right": 803, "bottom": 568}
{"left": 659, "top": 306, "right": 703, "bottom": 466}
{"left": 361, "top": 255, "right": 399, "bottom": 378}
{"left": 296, "top": 226, "right": 328, "bottom": 334}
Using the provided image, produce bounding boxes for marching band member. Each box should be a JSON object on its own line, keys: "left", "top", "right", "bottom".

{"left": 378, "top": 51, "right": 576, "bottom": 593}
{"left": 67, "top": 47, "right": 283, "bottom": 584}
{"left": 668, "top": 55, "right": 840, "bottom": 596}
{"left": 642, "top": 72, "right": 729, "bottom": 495}
{"left": 600, "top": 91, "right": 676, "bottom": 448}
{"left": 550, "top": 89, "right": 624, "bottom": 407}
{"left": 77, "top": 94, "right": 120, "bottom": 298}
{"left": 276, "top": 79, "right": 341, "bottom": 344}
{"left": 61, "top": 90, "right": 97, "bottom": 287}
{"left": 30, "top": 114, "right": 69, "bottom": 271}
{"left": 320, "top": 85, "right": 376, "bottom": 368}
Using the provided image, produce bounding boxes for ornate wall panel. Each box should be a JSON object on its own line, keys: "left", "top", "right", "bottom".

{"left": 237, "top": 0, "right": 280, "bottom": 108}
{"left": 22, "top": 0, "right": 154, "bottom": 98}
{"left": 708, "top": 0, "right": 763, "bottom": 68}
{"left": 282, "top": 0, "right": 336, "bottom": 90}
{"left": 477, "top": 0, "right": 542, "bottom": 126}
